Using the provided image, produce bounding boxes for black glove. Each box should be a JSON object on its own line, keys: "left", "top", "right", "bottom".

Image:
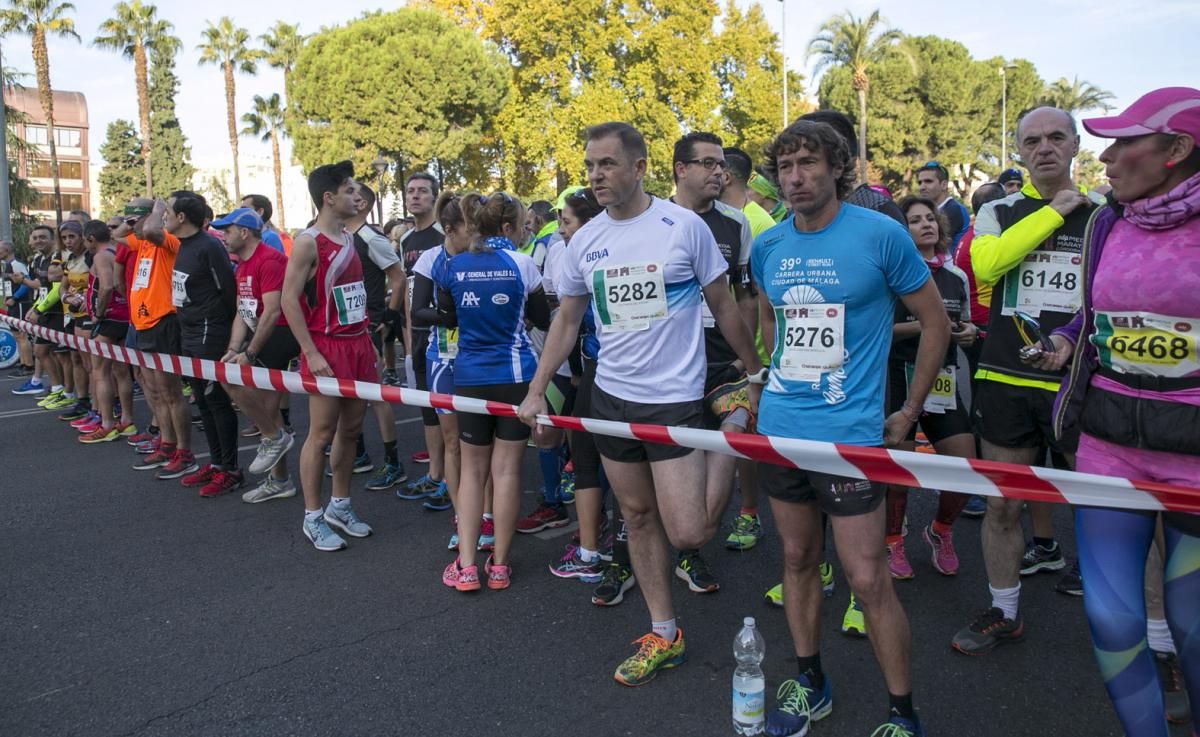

{"left": 436, "top": 287, "right": 458, "bottom": 327}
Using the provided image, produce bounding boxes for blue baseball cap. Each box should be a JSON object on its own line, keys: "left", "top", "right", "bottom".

{"left": 211, "top": 207, "right": 264, "bottom": 230}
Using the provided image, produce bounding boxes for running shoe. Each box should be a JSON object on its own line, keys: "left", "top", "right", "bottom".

{"left": 248, "top": 430, "right": 295, "bottom": 476}
{"left": 79, "top": 425, "right": 120, "bottom": 444}
{"left": 841, "top": 595, "right": 866, "bottom": 637}
{"left": 131, "top": 381, "right": 142, "bottom": 397}
{"left": 134, "top": 438, "right": 160, "bottom": 455}
{"left": 395, "top": 474, "right": 441, "bottom": 500}
{"left": 412, "top": 450, "right": 430, "bottom": 464}
{"left": 241, "top": 476, "right": 296, "bottom": 504}
{"left": 70, "top": 410, "right": 97, "bottom": 427}
{"left": 325, "top": 502, "right": 372, "bottom": 538}
{"left": 181, "top": 464, "right": 217, "bottom": 488}
{"left": 381, "top": 368, "right": 400, "bottom": 386}
{"left": 132, "top": 446, "right": 173, "bottom": 471}
{"left": 725, "top": 513, "right": 763, "bottom": 550}
{"left": 116, "top": 421, "right": 138, "bottom": 436}
{"left": 448, "top": 515, "right": 459, "bottom": 550}
{"left": 240, "top": 423, "right": 261, "bottom": 438}
{"left": 477, "top": 517, "right": 495, "bottom": 551}
{"left": 675, "top": 551, "right": 719, "bottom": 593}
{"left": 592, "top": 562, "right": 635, "bottom": 606}
{"left": 443, "top": 559, "right": 480, "bottom": 591}
{"left": 516, "top": 503, "right": 569, "bottom": 533}
{"left": 951, "top": 608, "right": 1024, "bottom": 655}
{"left": 7, "top": 365, "right": 32, "bottom": 378}
{"left": 484, "top": 555, "right": 511, "bottom": 590}
{"left": 324, "top": 452, "right": 374, "bottom": 477}
{"left": 37, "top": 389, "right": 63, "bottom": 407}
{"left": 765, "top": 583, "right": 784, "bottom": 607}
{"left": 422, "top": 483, "right": 452, "bottom": 511}
{"left": 868, "top": 715, "right": 924, "bottom": 737}
{"left": 887, "top": 539, "right": 914, "bottom": 580}
{"left": 74, "top": 415, "right": 101, "bottom": 434}
{"left": 58, "top": 402, "right": 90, "bottom": 421}
{"left": 200, "top": 469, "right": 244, "bottom": 498}
{"left": 156, "top": 449, "right": 198, "bottom": 480}
{"left": 1020, "top": 540, "right": 1065, "bottom": 575}
{"left": 303, "top": 515, "right": 347, "bottom": 552}
{"left": 1054, "top": 559, "right": 1083, "bottom": 596}
{"left": 549, "top": 545, "right": 604, "bottom": 581}
{"left": 765, "top": 675, "right": 833, "bottom": 737}
{"left": 1154, "top": 650, "right": 1192, "bottom": 725}
{"left": 820, "top": 561, "right": 834, "bottom": 597}
{"left": 127, "top": 429, "right": 157, "bottom": 446}
{"left": 365, "top": 462, "right": 408, "bottom": 491}
{"left": 960, "top": 495, "right": 987, "bottom": 518}
{"left": 560, "top": 471, "right": 576, "bottom": 504}
{"left": 43, "top": 393, "right": 75, "bottom": 410}
{"left": 923, "top": 525, "right": 959, "bottom": 575}
{"left": 613, "top": 630, "right": 686, "bottom": 687}
{"left": 11, "top": 379, "right": 45, "bottom": 395}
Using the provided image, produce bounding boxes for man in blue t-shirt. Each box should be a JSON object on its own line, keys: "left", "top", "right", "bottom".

{"left": 241, "top": 194, "right": 286, "bottom": 254}
{"left": 751, "top": 121, "right": 950, "bottom": 737}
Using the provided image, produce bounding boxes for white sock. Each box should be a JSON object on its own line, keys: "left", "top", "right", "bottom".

{"left": 51, "top": 384, "right": 63, "bottom": 393}
{"left": 578, "top": 546, "right": 599, "bottom": 563}
{"left": 404, "top": 356, "right": 416, "bottom": 389}
{"left": 482, "top": 513, "right": 494, "bottom": 521}
{"left": 651, "top": 618, "right": 677, "bottom": 642}
{"left": 330, "top": 496, "right": 351, "bottom": 509}
{"left": 989, "top": 584, "right": 1021, "bottom": 620}
{"left": 304, "top": 508, "right": 323, "bottom": 522}
{"left": 1147, "top": 618, "right": 1176, "bottom": 654}
{"left": 29, "top": 377, "right": 41, "bottom": 386}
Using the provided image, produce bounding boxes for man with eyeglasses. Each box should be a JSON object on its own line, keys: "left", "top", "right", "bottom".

{"left": 915, "top": 161, "right": 971, "bottom": 251}
{"left": 670, "top": 132, "right": 760, "bottom": 585}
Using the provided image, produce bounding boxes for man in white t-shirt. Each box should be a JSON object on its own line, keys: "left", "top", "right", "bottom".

{"left": 518, "top": 122, "right": 765, "bottom": 687}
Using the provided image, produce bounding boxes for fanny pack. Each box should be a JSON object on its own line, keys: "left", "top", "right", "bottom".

{"left": 1080, "top": 369, "right": 1200, "bottom": 456}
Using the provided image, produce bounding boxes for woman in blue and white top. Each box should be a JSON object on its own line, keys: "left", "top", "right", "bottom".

{"left": 431, "top": 192, "right": 551, "bottom": 592}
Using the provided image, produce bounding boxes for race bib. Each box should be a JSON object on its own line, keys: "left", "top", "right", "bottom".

{"left": 592, "top": 263, "right": 667, "bottom": 333}
{"left": 333, "top": 281, "right": 367, "bottom": 326}
{"left": 1001, "top": 251, "right": 1081, "bottom": 317}
{"left": 906, "top": 363, "right": 957, "bottom": 414}
{"left": 775, "top": 304, "right": 845, "bottom": 381}
{"left": 238, "top": 297, "right": 259, "bottom": 331}
{"left": 171, "top": 270, "right": 188, "bottom": 307}
{"left": 1, "top": 279, "right": 11, "bottom": 299}
{"left": 407, "top": 275, "right": 416, "bottom": 311}
{"left": 37, "top": 287, "right": 49, "bottom": 303}
{"left": 1092, "top": 311, "right": 1199, "bottom": 378}
{"left": 133, "top": 258, "right": 152, "bottom": 291}
{"left": 436, "top": 326, "right": 459, "bottom": 359}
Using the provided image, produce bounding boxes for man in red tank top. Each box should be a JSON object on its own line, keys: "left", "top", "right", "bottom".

{"left": 281, "top": 160, "right": 379, "bottom": 552}
{"left": 78, "top": 220, "right": 137, "bottom": 443}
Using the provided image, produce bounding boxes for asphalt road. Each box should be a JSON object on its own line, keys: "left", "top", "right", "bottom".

{"left": 0, "top": 370, "right": 1172, "bottom": 737}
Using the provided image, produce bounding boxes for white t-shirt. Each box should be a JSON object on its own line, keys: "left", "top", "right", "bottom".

{"left": 540, "top": 240, "right": 572, "bottom": 378}
{"left": 558, "top": 196, "right": 727, "bottom": 403}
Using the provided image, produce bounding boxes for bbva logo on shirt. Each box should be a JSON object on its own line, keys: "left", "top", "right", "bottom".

{"left": 492, "top": 293, "right": 509, "bottom": 305}
{"left": 461, "top": 291, "right": 480, "bottom": 307}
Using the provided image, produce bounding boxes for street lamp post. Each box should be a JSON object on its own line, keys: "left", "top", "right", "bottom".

{"left": 780, "top": 0, "right": 788, "bottom": 127}
{"left": 371, "top": 155, "right": 387, "bottom": 224}
{"left": 999, "top": 63, "right": 1018, "bottom": 169}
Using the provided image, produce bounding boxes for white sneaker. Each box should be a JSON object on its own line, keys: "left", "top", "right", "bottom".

{"left": 303, "top": 515, "right": 347, "bottom": 551}
{"left": 241, "top": 476, "right": 296, "bottom": 504}
{"left": 248, "top": 430, "right": 295, "bottom": 475}
{"left": 324, "top": 502, "right": 372, "bottom": 538}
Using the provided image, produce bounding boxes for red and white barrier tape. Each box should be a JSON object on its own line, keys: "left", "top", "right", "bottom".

{"left": 5, "top": 313, "right": 1200, "bottom": 514}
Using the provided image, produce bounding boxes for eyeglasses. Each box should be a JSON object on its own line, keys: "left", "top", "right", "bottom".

{"left": 681, "top": 158, "right": 729, "bottom": 171}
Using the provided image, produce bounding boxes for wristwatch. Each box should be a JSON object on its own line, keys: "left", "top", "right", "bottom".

{"left": 244, "top": 350, "right": 259, "bottom": 365}
{"left": 746, "top": 367, "right": 769, "bottom": 385}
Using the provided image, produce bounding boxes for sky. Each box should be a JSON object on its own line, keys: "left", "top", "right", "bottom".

{"left": 2, "top": 0, "right": 1198, "bottom": 175}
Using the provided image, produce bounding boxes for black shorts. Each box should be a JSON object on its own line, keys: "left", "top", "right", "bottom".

{"left": 368, "top": 322, "right": 384, "bottom": 356}
{"left": 570, "top": 358, "right": 603, "bottom": 489}
{"left": 94, "top": 319, "right": 129, "bottom": 343}
{"left": 35, "top": 312, "right": 64, "bottom": 346}
{"left": 886, "top": 363, "right": 972, "bottom": 444}
{"left": 252, "top": 326, "right": 300, "bottom": 370}
{"left": 759, "top": 462, "right": 886, "bottom": 516}
{"left": 412, "top": 334, "right": 437, "bottom": 426}
{"left": 974, "top": 380, "right": 1077, "bottom": 454}
{"left": 456, "top": 382, "right": 531, "bottom": 446}
{"left": 136, "top": 314, "right": 182, "bottom": 355}
{"left": 590, "top": 384, "right": 701, "bottom": 463}
{"left": 71, "top": 316, "right": 95, "bottom": 333}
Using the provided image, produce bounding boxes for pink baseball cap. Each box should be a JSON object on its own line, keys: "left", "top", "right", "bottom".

{"left": 1083, "top": 87, "right": 1200, "bottom": 140}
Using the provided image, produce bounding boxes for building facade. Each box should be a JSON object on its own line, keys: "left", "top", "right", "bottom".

{"left": 8, "top": 87, "right": 91, "bottom": 219}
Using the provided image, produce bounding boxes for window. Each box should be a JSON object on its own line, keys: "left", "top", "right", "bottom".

{"left": 28, "top": 159, "right": 82, "bottom": 180}
{"left": 21, "top": 126, "right": 80, "bottom": 148}
{"left": 32, "top": 192, "right": 85, "bottom": 212}
{"left": 55, "top": 128, "right": 80, "bottom": 148}
{"left": 24, "top": 125, "right": 47, "bottom": 145}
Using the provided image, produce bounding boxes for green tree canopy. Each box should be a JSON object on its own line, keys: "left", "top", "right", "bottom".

{"left": 147, "top": 38, "right": 194, "bottom": 193}
{"left": 287, "top": 8, "right": 508, "bottom": 188}
{"left": 98, "top": 119, "right": 143, "bottom": 217}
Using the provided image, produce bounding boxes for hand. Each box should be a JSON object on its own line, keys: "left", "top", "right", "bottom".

{"left": 883, "top": 410, "right": 915, "bottom": 448}
{"left": 517, "top": 390, "right": 548, "bottom": 430}
{"left": 220, "top": 350, "right": 239, "bottom": 363}
{"left": 1022, "top": 333, "right": 1074, "bottom": 371}
{"left": 304, "top": 349, "right": 334, "bottom": 377}
{"left": 28, "top": 309, "right": 39, "bottom": 321}
{"left": 1049, "top": 189, "right": 1090, "bottom": 218}
{"left": 950, "top": 321, "right": 977, "bottom": 347}
{"left": 233, "top": 352, "right": 251, "bottom": 366}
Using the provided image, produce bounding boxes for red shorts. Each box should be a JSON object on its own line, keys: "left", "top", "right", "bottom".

{"left": 300, "top": 332, "right": 379, "bottom": 383}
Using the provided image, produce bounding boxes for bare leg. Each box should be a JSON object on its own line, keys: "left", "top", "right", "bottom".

{"left": 456, "top": 440, "right": 491, "bottom": 568}
{"left": 437, "top": 413, "right": 461, "bottom": 507}
{"left": 159, "top": 373, "right": 191, "bottom": 451}
{"left": 88, "top": 353, "right": 115, "bottom": 430}
{"left": 980, "top": 441, "right": 1040, "bottom": 589}
{"left": 770, "top": 496, "right": 824, "bottom": 657}
{"left": 737, "top": 458, "right": 758, "bottom": 511}
{"left": 604, "top": 456, "right": 673, "bottom": 623}
{"left": 330, "top": 398, "right": 367, "bottom": 499}
{"left": 300, "top": 394, "right": 340, "bottom": 511}
{"left": 490, "top": 438, "right": 527, "bottom": 566}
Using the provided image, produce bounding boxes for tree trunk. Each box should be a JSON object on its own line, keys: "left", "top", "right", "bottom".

{"left": 270, "top": 129, "right": 284, "bottom": 230}
{"left": 32, "top": 30, "right": 62, "bottom": 228}
{"left": 134, "top": 42, "right": 152, "bottom": 196}
{"left": 223, "top": 62, "right": 241, "bottom": 200}
{"left": 856, "top": 86, "right": 868, "bottom": 184}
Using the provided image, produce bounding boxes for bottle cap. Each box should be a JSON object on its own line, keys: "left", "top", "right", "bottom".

{"left": 744, "top": 616, "right": 755, "bottom": 627}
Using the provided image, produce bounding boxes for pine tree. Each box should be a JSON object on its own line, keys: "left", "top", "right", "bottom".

{"left": 147, "top": 41, "right": 193, "bottom": 193}
{"left": 98, "top": 119, "right": 144, "bottom": 217}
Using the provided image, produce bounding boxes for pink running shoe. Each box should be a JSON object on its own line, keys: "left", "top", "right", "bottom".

{"left": 887, "top": 539, "right": 914, "bottom": 580}
{"left": 485, "top": 555, "right": 511, "bottom": 590}
{"left": 443, "top": 559, "right": 480, "bottom": 591}
{"left": 924, "top": 524, "right": 960, "bottom": 575}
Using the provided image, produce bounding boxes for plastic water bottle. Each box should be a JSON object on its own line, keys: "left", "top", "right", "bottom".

{"left": 732, "top": 616, "right": 766, "bottom": 735}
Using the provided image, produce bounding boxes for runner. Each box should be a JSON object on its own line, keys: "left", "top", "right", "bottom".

{"left": 211, "top": 207, "right": 299, "bottom": 503}
{"left": 1039, "top": 87, "right": 1200, "bottom": 737}
{"left": 432, "top": 192, "right": 549, "bottom": 591}
{"left": 670, "top": 131, "right": 756, "bottom": 589}
{"left": 25, "top": 227, "right": 70, "bottom": 410}
{"left": 752, "top": 120, "right": 948, "bottom": 737}
{"left": 240, "top": 194, "right": 287, "bottom": 254}
{"left": 517, "top": 122, "right": 764, "bottom": 686}
{"left": 1, "top": 239, "right": 37, "bottom": 382}
{"left": 280, "top": 160, "right": 377, "bottom": 552}
{"left": 952, "top": 107, "right": 1102, "bottom": 655}
{"left": 59, "top": 221, "right": 93, "bottom": 423}
{"left": 165, "top": 191, "right": 240, "bottom": 496}
{"left": 998, "top": 168, "right": 1024, "bottom": 195}
{"left": 77, "top": 220, "right": 136, "bottom": 443}
{"left": 915, "top": 161, "right": 971, "bottom": 250}
{"left": 800, "top": 110, "right": 906, "bottom": 227}
{"left": 520, "top": 200, "right": 558, "bottom": 271}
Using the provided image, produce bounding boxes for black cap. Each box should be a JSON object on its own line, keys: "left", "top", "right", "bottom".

{"left": 998, "top": 168, "right": 1024, "bottom": 186}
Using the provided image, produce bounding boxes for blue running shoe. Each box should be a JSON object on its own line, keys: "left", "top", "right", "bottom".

{"left": 766, "top": 675, "right": 832, "bottom": 737}
{"left": 422, "top": 481, "right": 452, "bottom": 511}
{"left": 12, "top": 379, "right": 45, "bottom": 396}
{"left": 961, "top": 495, "right": 986, "bottom": 518}
{"left": 395, "top": 474, "right": 441, "bottom": 500}
{"left": 365, "top": 462, "right": 408, "bottom": 491}
{"left": 559, "top": 471, "right": 576, "bottom": 504}
{"left": 869, "top": 715, "right": 924, "bottom": 737}
{"left": 325, "top": 452, "right": 374, "bottom": 478}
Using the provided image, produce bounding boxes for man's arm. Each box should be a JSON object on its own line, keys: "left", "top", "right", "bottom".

{"left": 884, "top": 279, "right": 951, "bottom": 446}
{"left": 245, "top": 290, "right": 282, "bottom": 355}
{"left": 280, "top": 233, "right": 331, "bottom": 376}
{"left": 970, "top": 190, "right": 1090, "bottom": 285}
{"left": 94, "top": 252, "right": 115, "bottom": 320}
{"left": 757, "top": 290, "right": 775, "bottom": 358}
{"left": 734, "top": 281, "right": 756, "bottom": 351}
{"left": 141, "top": 199, "right": 169, "bottom": 247}
{"left": 704, "top": 277, "right": 763, "bottom": 376}
{"left": 223, "top": 313, "right": 249, "bottom": 362}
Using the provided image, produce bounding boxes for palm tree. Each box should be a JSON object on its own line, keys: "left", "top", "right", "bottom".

{"left": 197, "top": 17, "right": 263, "bottom": 201}
{"left": 94, "top": 0, "right": 175, "bottom": 196}
{"left": 1040, "top": 76, "right": 1116, "bottom": 116}
{"left": 0, "top": 0, "right": 80, "bottom": 227}
{"left": 806, "top": 9, "right": 910, "bottom": 182}
{"left": 259, "top": 21, "right": 304, "bottom": 81}
{"left": 241, "top": 93, "right": 287, "bottom": 230}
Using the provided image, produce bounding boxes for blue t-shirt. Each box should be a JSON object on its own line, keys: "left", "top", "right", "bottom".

{"left": 750, "top": 204, "right": 930, "bottom": 445}
{"left": 432, "top": 247, "right": 542, "bottom": 386}
{"left": 261, "top": 227, "right": 285, "bottom": 254}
